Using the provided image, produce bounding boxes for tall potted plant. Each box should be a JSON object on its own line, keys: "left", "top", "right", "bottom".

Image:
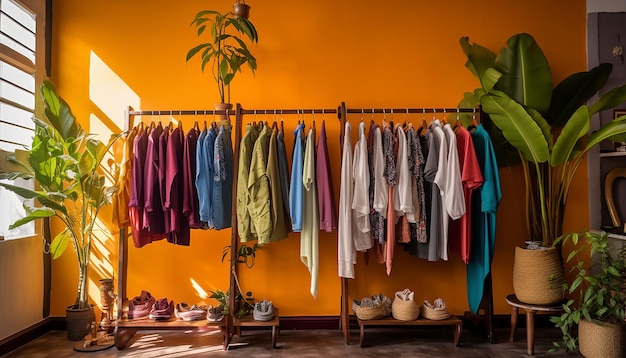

{"left": 459, "top": 33, "right": 626, "bottom": 304}
{"left": 551, "top": 231, "right": 625, "bottom": 357}
{"left": 185, "top": 2, "right": 258, "bottom": 122}
{"left": 0, "top": 81, "right": 119, "bottom": 340}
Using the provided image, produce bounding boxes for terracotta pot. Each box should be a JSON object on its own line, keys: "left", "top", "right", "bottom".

{"left": 214, "top": 102, "right": 233, "bottom": 128}
{"left": 233, "top": 3, "right": 250, "bottom": 19}
{"left": 65, "top": 304, "right": 95, "bottom": 341}
{"left": 513, "top": 246, "right": 564, "bottom": 305}
{"left": 578, "top": 319, "right": 624, "bottom": 358}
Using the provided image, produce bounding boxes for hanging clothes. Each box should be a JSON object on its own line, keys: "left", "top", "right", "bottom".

{"left": 352, "top": 121, "right": 372, "bottom": 251}
{"left": 165, "top": 125, "right": 190, "bottom": 246}
{"left": 449, "top": 125, "right": 483, "bottom": 263}
{"left": 183, "top": 127, "right": 202, "bottom": 229}
{"left": 317, "top": 121, "right": 337, "bottom": 233}
{"left": 467, "top": 124, "right": 501, "bottom": 314}
{"left": 194, "top": 127, "right": 207, "bottom": 229}
{"left": 277, "top": 126, "right": 292, "bottom": 230}
{"left": 198, "top": 125, "right": 218, "bottom": 228}
{"left": 393, "top": 123, "right": 412, "bottom": 243}
{"left": 406, "top": 126, "right": 427, "bottom": 244}
{"left": 143, "top": 122, "right": 166, "bottom": 235}
{"left": 338, "top": 121, "right": 355, "bottom": 279}
{"left": 237, "top": 123, "right": 259, "bottom": 241}
{"left": 289, "top": 123, "right": 306, "bottom": 232}
{"left": 212, "top": 123, "right": 234, "bottom": 230}
{"left": 418, "top": 123, "right": 444, "bottom": 261}
{"left": 301, "top": 127, "right": 319, "bottom": 298}
{"left": 382, "top": 124, "right": 397, "bottom": 275}
{"left": 370, "top": 122, "right": 387, "bottom": 245}
{"left": 247, "top": 124, "right": 272, "bottom": 242}
{"left": 129, "top": 128, "right": 150, "bottom": 248}
{"left": 112, "top": 126, "right": 137, "bottom": 230}
{"left": 158, "top": 126, "right": 171, "bottom": 241}
{"left": 440, "top": 123, "right": 466, "bottom": 260}
{"left": 266, "top": 125, "right": 288, "bottom": 243}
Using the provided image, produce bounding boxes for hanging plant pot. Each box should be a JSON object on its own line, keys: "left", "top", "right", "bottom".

{"left": 214, "top": 102, "right": 233, "bottom": 127}
{"left": 578, "top": 319, "right": 624, "bottom": 358}
{"left": 512, "top": 246, "right": 564, "bottom": 305}
{"left": 233, "top": 2, "right": 250, "bottom": 19}
{"left": 66, "top": 304, "right": 95, "bottom": 341}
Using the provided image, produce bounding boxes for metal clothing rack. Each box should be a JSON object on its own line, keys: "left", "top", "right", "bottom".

{"left": 336, "top": 102, "right": 491, "bottom": 345}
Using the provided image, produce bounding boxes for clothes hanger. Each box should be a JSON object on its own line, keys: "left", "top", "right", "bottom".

{"left": 280, "top": 110, "right": 284, "bottom": 132}
{"left": 468, "top": 108, "right": 478, "bottom": 131}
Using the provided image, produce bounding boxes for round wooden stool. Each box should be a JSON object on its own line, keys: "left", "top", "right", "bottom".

{"left": 505, "top": 294, "right": 564, "bottom": 355}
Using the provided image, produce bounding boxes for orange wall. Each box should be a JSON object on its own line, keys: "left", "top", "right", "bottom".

{"left": 49, "top": 0, "right": 588, "bottom": 317}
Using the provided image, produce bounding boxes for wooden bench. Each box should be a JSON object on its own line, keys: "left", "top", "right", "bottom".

{"left": 356, "top": 315, "right": 462, "bottom": 347}
{"left": 114, "top": 316, "right": 229, "bottom": 350}
{"left": 232, "top": 307, "right": 280, "bottom": 348}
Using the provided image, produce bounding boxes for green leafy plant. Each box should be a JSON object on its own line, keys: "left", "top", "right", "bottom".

{"left": 0, "top": 80, "right": 120, "bottom": 309}
{"left": 215, "top": 243, "right": 258, "bottom": 317}
{"left": 550, "top": 231, "right": 625, "bottom": 351}
{"left": 459, "top": 33, "right": 626, "bottom": 246}
{"left": 186, "top": 5, "right": 258, "bottom": 104}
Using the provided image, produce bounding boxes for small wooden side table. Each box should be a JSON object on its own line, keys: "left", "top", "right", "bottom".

{"left": 505, "top": 294, "right": 563, "bottom": 355}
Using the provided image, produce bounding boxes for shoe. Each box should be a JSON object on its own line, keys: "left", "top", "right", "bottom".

{"left": 149, "top": 298, "right": 174, "bottom": 320}
{"left": 253, "top": 300, "right": 274, "bottom": 321}
{"left": 175, "top": 302, "right": 208, "bottom": 321}
{"left": 128, "top": 290, "right": 156, "bottom": 319}
{"left": 207, "top": 305, "right": 224, "bottom": 322}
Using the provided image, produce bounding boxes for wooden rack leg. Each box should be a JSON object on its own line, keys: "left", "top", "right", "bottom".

{"left": 526, "top": 310, "right": 536, "bottom": 355}
{"left": 272, "top": 326, "right": 277, "bottom": 348}
{"left": 509, "top": 306, "right": 518, "bottom": 342}
{"left": 114, "top": 327, "right": 137, "bottom": 350}
{"left": 359, "top": 324, "right": 365, "bottom": 347}
{"left": 454, "top": 324, "right": 462, "bottom": 346}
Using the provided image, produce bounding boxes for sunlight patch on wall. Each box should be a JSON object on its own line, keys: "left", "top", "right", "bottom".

{"left": 89, "top": 50, "right": 140, "bottom": 132}
{"left": 190, "top": 278, "right": 209, "bottom": 300}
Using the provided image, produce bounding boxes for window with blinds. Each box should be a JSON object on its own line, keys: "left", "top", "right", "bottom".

{"left": 0, "top": 0, "right": 36, "bottom": 239}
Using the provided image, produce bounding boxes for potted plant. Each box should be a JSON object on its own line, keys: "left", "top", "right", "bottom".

{"left": 0, "top": 81, "right": 119, "bottom": 340}
{"left": 459, "top": 33, "right": 626, "bottom": 304}
{"left": 185, "top": 2, "right": 258, "bottom": 123}
{"left": 212, "top": 243, "right": 258, "bottom": 317}
{"left": 551, "top": 231, "right": 625, "bottom": 357}
{"left": 233, "top": 0, "right": 250, "bottom": 19}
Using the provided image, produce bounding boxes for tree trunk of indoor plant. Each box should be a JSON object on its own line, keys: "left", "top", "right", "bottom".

{"left": 578, "top": 319, "right": 624, "bottom": 358}
{"left": 512, "top": 246, "right": 564, "bottom": 305}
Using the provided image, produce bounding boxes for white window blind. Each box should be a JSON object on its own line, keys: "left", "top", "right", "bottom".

{"left": 0, "top": 0, "right": 36, "bottom": 239}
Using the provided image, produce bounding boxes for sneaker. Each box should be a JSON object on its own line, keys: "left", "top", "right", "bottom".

{"left": 253, "top": 300, "right": 274, "bottom": 321}
{"left": 207, "top": 305, "right": 224, "bottom": 322}
{"left": 175, "top": 302, "right": 208, "bottom": 321}
{"left": 149, "top": 298, "right": 174, "bottom": 320}
{"left": 128, "top": 290, "right": 156, "bottom": 319}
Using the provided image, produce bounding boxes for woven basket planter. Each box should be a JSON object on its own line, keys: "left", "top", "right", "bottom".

{"left": 420, "top": 304, "right": 450, "bottom": 320}
{"left": 391, "top": 299, "right": 419, "bottom": 321}
{"left": 578, "top": 319, "right": 624, "bottom": 358}
{"left": 513, "top": 246, "right": 564, "bottom": 305}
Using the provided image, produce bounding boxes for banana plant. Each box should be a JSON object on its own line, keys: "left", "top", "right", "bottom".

{"left": 0, "top": 80, "right": 120, "bottom": 309}
{"left": 460, "top": 33, "right": 626, "bottom": 246}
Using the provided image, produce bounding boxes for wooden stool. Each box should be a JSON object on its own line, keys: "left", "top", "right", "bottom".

{"left": 505, "top": 294, "right": 563, "bottom": 355}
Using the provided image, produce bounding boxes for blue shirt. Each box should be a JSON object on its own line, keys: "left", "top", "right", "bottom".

{"left": 198, "top": 126, "right": 217, "bottom": 227}
{"left": 467, "top": 124, "right": 501, "bottom": 314}
{"left": 289, "top": 123, "right": 306, "bottom": 232}
{"left": 211, "top": 124, "right": 233, "bottom": 230}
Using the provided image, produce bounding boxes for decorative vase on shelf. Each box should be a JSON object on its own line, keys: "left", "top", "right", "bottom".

{"left": 233, "top": 1, "right": 250, "bottom": 19}
{"left": 98, "top": 278, "right": 116, "bottom": 332}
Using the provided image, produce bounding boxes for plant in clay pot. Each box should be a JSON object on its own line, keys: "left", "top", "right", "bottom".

{"left": 459, "top": 32, "right": 626, "bottom": 304}
{"left": 550, "top": 231, "right": 625, "bottom": 356}
{"left": 0, "top": 81, "right": 120, "bottom": 340}
{"left": 186, "top": 1, "right": 258, "bottom": 115}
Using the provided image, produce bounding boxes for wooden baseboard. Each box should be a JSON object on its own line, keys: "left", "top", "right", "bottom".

{"left": 0, "top": 317, "right": 54, "bottom": 356}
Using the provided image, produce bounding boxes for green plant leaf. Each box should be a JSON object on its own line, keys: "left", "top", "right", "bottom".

{"left": 480, "top": 91, "right": 549, "bottom": 163}
{"left": 546, "top": 63, "right": 612, "bottom": 127}
{"left": 589, "top": 84, "right": 626, "bottom": 115}
{"left": 551, "top": 105, "right": 589, "bottom": 166}
{"left": 50, "top": 228, "right": 70, "bottom": 259}
{"left": 192, "top": 10, "right": 220, "bottom": 21}
{"left": 459, "top": 36, "right": 497, "bottom": 81}
{"left": 569, "top": 275, "right": 583, "bottom": 293}
{"left": 583, "top": 117, "right": 626, "bottom": 156}
{"left": 494, "top": 33, "right": 553, "bottom": 114}
{"left": 527, "top": 107, "right": 553, "bottom": 150}
{"left": 9, "top": 207, "right": 55, "bottom": 229}
{"left": 186, "top": 43, "right": 211, "bottom": 62}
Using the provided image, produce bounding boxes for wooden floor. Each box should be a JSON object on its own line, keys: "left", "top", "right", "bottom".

{"left": 2, "top": 326, "right": 582, "bottom": 357}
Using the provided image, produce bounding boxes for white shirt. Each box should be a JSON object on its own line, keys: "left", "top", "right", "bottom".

{"left": 352, "top": 122, "right": 373, "bottom": 252}
{"left": 301, "top": 128, "right": 319, "bottom": 298}
{"left": 443, "top": 124, "right": 466, "bottom": 220}
{"left": 338, "top": 122, "right": 355, "bottom": 279}
{"left": 431, "top": 121, "right": 450, "bottom": 261}
{"left": 372, "top": 126, "right": 388, "bottom": 216}
{"left": 394, "top": 124, "right": 412, "bottom": 219}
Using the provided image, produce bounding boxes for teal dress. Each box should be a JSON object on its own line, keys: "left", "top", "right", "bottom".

{"left": 467, "top": 124, "right": 501, "bottom": 314}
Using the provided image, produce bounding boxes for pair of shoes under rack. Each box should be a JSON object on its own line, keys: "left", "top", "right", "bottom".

{"left": 128, "top": 290, "right": 156, "bottom": 319}
{"left": 175, "top": 302, "right": 208, "bottom": 321}
{"left": 207, "top": 305, "right": 224, "bottom": 322}
{"left": 149, "top": 297, "right": 174, "bottom": 320}
{"left": 253, "top": 300, "right": 274, "bottom": 321}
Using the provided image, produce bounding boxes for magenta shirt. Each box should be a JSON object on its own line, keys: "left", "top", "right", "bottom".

{"left": 183, "top": 128, "right": 202, "bottom": 229}
{"left": 143, "top": 123, "right": 165, "bottom": 234}
{"left": 316, "top": 121, "right": 337, "bottom": 232}
{"left": 165, "top": 127, "right": 190, "bottom": 245}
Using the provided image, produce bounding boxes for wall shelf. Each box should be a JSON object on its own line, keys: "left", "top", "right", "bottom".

{"left": 599, "top": 151, "right": 626, "bottom": 158}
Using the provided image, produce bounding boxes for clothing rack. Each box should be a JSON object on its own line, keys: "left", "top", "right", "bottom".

{"left": 336, "top": 102, "right": 492, "bottom": 345}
